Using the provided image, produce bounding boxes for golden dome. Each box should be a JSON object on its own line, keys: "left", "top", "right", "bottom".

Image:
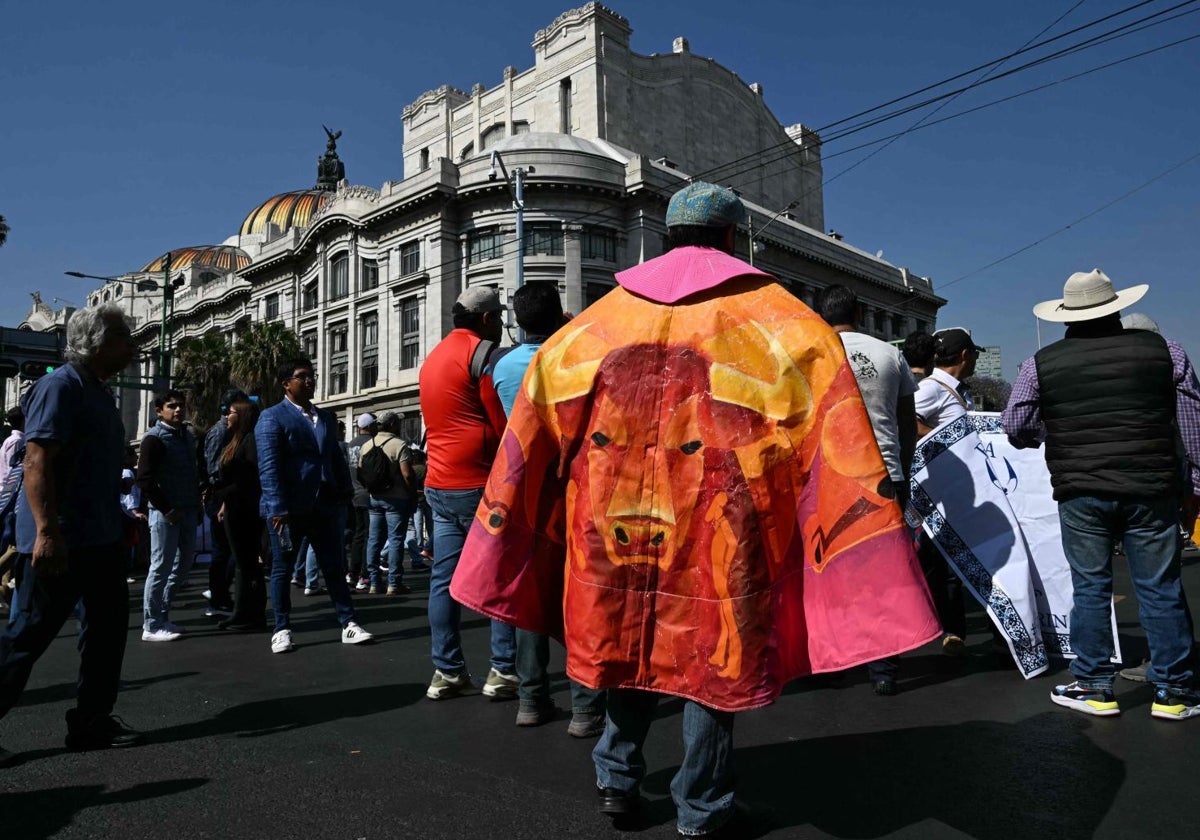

{"left": 141, "top": 245, "right": 251, "bottom": 274}
{"left": 239, "top": 190, "right": 331, "bottom": 237}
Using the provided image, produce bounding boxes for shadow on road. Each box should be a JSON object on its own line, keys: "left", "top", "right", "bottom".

{"left": 646, "top": 711, "right": 1122, "bottom": 838}
{"left": 147, "top": 683, "right": 428, "bottom": 744}
{"left": 15, "top": 671, "right": 200, "bottom": 709}
{"left": 0, "top": 778, "right": 208, "bottom": 840}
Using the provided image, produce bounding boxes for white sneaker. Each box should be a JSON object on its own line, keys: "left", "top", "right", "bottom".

{"left": 271, "top": 629, "right": 295, "bottom": 654}
{"left": 303, "top": 586, "right": 322, "bottom": 596}
{"left": 142, "top": 628, "right": 182, "bottom": 642}
{"left": 341, "top": 621, "right": 374, "bottom": 645}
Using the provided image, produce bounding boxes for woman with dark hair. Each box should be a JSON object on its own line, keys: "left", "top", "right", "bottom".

{"left": 214, "top": 399, "right": 266, "bottom": 630}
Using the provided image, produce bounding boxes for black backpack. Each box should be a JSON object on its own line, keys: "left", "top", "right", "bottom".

{"left": 358, "top": 436, "right": 395, "bottom": 494}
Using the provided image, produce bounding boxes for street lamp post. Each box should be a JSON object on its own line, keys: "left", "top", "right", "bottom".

{"left": 489, "top": 151, "right": 533, "bottom": 291}
{"left": 747, "top": 200, "right": 800, "bottom": 268}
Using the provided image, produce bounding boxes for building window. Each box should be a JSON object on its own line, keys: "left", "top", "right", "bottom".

{"left": 400, "top": 414, "right": 422, "bottom": 444}
{"left": 480, "top": 123, "right": 505, "bottom": 151}
{"left": 419, "top": 148, "right": 430, "bottom": 171}
{"left": 459, "top": 142, "right": 474, "bottom": 161}
{"left": 301, "top": 330, "right": 318, "bottom": 360}
{"left": 360, "top": 313, "right": 378, "bottom": 349}
{"left": 873, "top": 311, "right": 886, "bottom": 336}
{"left": 915, "top": 319, "right": 928, "bottom": 335}
{"left": 467, "top": 229, "right": 503, "bottom": 264}
{"left": 583, "top": 227, "right": 617, "bottom": 262}
{"left": 265, "top": 293, "right": 280, "bottom": 321}
{"left": 585, "top": 282, "right": 614, "bottom": 307}
{"left": 891, "top": 314, "right": 905, "bottom": 339}
{"left": 400, "top": 240, "right": 420, "bottom": 275}
{"left": 512, "top": 120, "right": 530, "bottom": 135}
{"left": 560, "top": 78, "right": 572, "bottom": 134}
{"left": 114, "top": 285, "right": 123, "bottom": 298}
{"left": 400, "top": 298, "right": 420, "bottom": 369}
{"left": 360, "top": 358, "right": 378, "bottom": 390}
{"left": 302, "top": 281, "right": 319, "bottom": 312}
{"left": 329, "top": 253, "right": 349, "bottom": 301}
{"left": 329, "top": 323, "right": 348, "bottom": 354}
{"left": 329, "top": 361, "right": 348, "bottom": 394}
{"left": 200, "top": 271, "right": 219, "bottom": 284}
{"left": 361, "top": 259, "right": 378, "bottom": 291}
{"left": 360, "top": 312, "right": 379, "bottom": 390}
{"left": 524, "top": 223, "right": 563, "bottom": 257}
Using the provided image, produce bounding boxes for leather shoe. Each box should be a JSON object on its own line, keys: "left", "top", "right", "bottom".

{"left": 65, "top": 710, "right": 142, "bottom": 750}
{"left": 873, "top": 678, "right": 897, "bottom": 696}
{"left": 597, "top": 786, "right": 640, "bottom": 816}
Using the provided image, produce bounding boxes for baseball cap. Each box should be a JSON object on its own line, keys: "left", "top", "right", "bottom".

{"left": 455, "top": 286, "right": 504, "bottom": 314}
{"left": 934, "top": 328, "right": 983, "bottom": 358}
{"left": 356, "top": 412, "right": 378, "bottom": 429}
{"left": 665, "top": 181, "right": 746, "bottom": 228}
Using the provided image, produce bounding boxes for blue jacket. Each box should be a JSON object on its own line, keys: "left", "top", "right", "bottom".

{"left": 255, "top": 398, "right": 351, "bottom": 519}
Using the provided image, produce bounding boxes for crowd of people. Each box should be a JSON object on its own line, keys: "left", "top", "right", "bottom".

{"left": 0, "top": 181, "right": 1197, "bottom": 839}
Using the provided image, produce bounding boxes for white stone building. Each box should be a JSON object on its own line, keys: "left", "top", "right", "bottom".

{"left": 18, "top": 3, "right": 945, "bottom": 439}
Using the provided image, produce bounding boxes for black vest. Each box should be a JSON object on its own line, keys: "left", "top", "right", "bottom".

{"left": 1034, "top": 327, "right": 1178, "bottom": 501}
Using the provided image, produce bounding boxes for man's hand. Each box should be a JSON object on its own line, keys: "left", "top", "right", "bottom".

{"left": 1183, "top": 495, "right": 1199, "bottom": 533}
{"left": 217, "top": 502, "right": 226, "bottom": 523}
{"left": 32, "top": 528, "right": 69, "bottom": 576}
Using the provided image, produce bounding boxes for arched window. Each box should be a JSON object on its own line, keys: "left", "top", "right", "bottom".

{"left": 328, "top": 253, "right": 349, "bottom": 301}
{"left": 459, "top": 142, "right": 474, "bottom": 161}
{"left": 480, "top": 123, "right": 505, "bottom": 151}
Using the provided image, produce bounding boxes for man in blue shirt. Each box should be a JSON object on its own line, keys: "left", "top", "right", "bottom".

{"left": 0, "top": 303, "right": 142, "bottom": 763}
{"left": 255, "top": 357, "right": 373, "bottom": 654}
{"left": 490, "top": 282, "right": 606, "bottom": 738}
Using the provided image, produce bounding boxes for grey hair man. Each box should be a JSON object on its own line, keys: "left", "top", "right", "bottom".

{"left": 0, "top": 303, "right": 142, "bottom": 763}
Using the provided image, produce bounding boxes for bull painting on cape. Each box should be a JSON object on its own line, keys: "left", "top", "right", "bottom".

{"left": 451, "top": 256, "right": 939, "bottom": 713}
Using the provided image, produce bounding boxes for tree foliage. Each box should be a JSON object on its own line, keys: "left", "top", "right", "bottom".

{"left": 970, "top": 376, "right": 1013, "bottom": 412}
{"left": 0, "top": 214, "right": 9, "bottom": 248}
{"left": 230, "top": 321, "right": 301, "bottom": 409}
{"left": 173, "top": 332, "right": 231, "bottom": 433}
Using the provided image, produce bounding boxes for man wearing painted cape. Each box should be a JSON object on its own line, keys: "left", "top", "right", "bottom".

{"left": 451, "top": 182, "right": 939, "bottom": 838}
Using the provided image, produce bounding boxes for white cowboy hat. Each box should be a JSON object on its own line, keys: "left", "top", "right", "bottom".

{"left": 1032, "top": 269, "right": 1148, "bottom": 323}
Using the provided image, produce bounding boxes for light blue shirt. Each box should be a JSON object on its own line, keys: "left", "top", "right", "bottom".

{"left": 491, "top": 342, "right": 542, "bottom": 417}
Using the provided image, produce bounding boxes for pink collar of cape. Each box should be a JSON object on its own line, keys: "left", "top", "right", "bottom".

{"left": 615, "top": 246, "right": 773, "bottom": 304}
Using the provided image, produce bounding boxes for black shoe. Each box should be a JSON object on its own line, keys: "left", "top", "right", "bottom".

{"left": 597, "top": 786, "right": 641, "bottom": 816}
{"left": 873, "top": 678, "right": 897, "bottom": 696}
{"left": 64, "top": 710, "right": 142, "bottom": 751}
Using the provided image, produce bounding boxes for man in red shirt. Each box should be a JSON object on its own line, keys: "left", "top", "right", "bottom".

{"left": 418, "top": 286, "right": 516, "bottom": 700}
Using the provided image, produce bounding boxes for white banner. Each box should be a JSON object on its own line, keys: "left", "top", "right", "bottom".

{"left": 910, "top": 413, "right": 1121, "bottom": 679}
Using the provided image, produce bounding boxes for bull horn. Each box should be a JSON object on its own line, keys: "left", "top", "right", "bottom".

{"left": 527, "top": 323, "right": 606, "bottom": 406}
{"left": 709, "top": 320, "right": 812, "bottom": 424}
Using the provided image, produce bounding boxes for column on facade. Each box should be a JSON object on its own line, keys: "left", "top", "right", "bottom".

{"left": 347, "top": 235, "right": 359, "bottom": 394}
{"left": 316, "top": 242, "right": 329, "bottom": 402}
{"left": 562, "top": 222, "right": 584, "bottom": 316}
{"left": 378, "top": 244, "right": 396, "bottom": 386}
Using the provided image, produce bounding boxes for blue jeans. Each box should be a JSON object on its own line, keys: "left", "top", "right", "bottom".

{"left": 292, "top": 539, "right": 318, "bottom": 589}
{"left": 142, "top": 507, "right": 199, "bottom": 632}
{"left": 267, "top": 505, "right": 356, "bottom": 633}
{"left": 367, "top": 497, "right": 415, "bottom": 588}
{"left": 593, "top": 689, "right": 735, "bottom": 835}
{"left": 406, "top": 497, "right": 432, "bottom": 564}
{"left": 1060, "top": 495, "right": 1193, "bottom": 689}
{"left": 515, "top": 628, "right": 605, "bottom": 714}
{"left": 424, "top": 487, "right": 515, "bottom": 674}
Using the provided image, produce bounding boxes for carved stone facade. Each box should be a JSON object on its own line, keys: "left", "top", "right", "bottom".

{"left": 34, "top": 3, "right": 943, "bottom": 440}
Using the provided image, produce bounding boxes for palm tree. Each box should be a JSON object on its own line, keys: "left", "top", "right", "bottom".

{"left": 0, "top": 215, "right": 9, "bottom": 248}
{"left": 230, "top": 321, "right": 301, "bottom": 409}
{"left": 173, "top": 331, "right": 231, "bottom": 432}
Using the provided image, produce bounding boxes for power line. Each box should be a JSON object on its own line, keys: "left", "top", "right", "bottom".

{"left": 700, "top": 0, "right": 1199, "bottom": 186}
{"left": 941, "top": 148, "right": 1200, "bottom": 289}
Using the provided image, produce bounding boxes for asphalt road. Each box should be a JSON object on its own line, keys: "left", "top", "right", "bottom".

{"left": 2, "top": 547, "right": 1199, "bottom": 840}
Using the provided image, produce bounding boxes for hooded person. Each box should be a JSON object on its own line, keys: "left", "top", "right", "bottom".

{"left": 450, "top": 181, "right": 939, "bottom": 836}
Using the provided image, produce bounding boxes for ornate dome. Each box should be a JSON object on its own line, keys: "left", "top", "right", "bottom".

{"left": 141, "top": 245, "right": 251, "bottom": 274}
{"left": 239, "top": 190, "right": 331, "bottom": 237}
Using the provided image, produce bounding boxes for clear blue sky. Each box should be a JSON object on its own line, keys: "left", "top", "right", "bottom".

{"left": 2, "top": 0, "right": 1197, "bottom": 376}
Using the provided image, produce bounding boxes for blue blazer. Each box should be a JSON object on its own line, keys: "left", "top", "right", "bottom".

{"left": 255, "top": 399, "right": 352, "bottom": 519}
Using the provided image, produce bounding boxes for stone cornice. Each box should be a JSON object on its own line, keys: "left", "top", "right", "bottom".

{"left": 532, "top": 3, "right": 629, "bottom": 49}
{"left": 402, "top": 84, "right": 470, "bottom": 119}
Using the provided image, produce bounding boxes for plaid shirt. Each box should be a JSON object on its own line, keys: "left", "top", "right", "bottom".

{"left": 1002, "top": 338, "right": 1200, "bottom": 495}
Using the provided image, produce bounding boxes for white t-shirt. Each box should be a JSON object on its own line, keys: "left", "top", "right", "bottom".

{"left": 914, "top": 367, "right": 975, "bottom": 431}
{"left": 839, "top": 332, "right": 918, "bottom": 482}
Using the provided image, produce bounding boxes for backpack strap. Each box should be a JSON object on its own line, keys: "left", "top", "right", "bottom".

{"left": 469, "top": 339, "right": 497, "bottom": 382}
